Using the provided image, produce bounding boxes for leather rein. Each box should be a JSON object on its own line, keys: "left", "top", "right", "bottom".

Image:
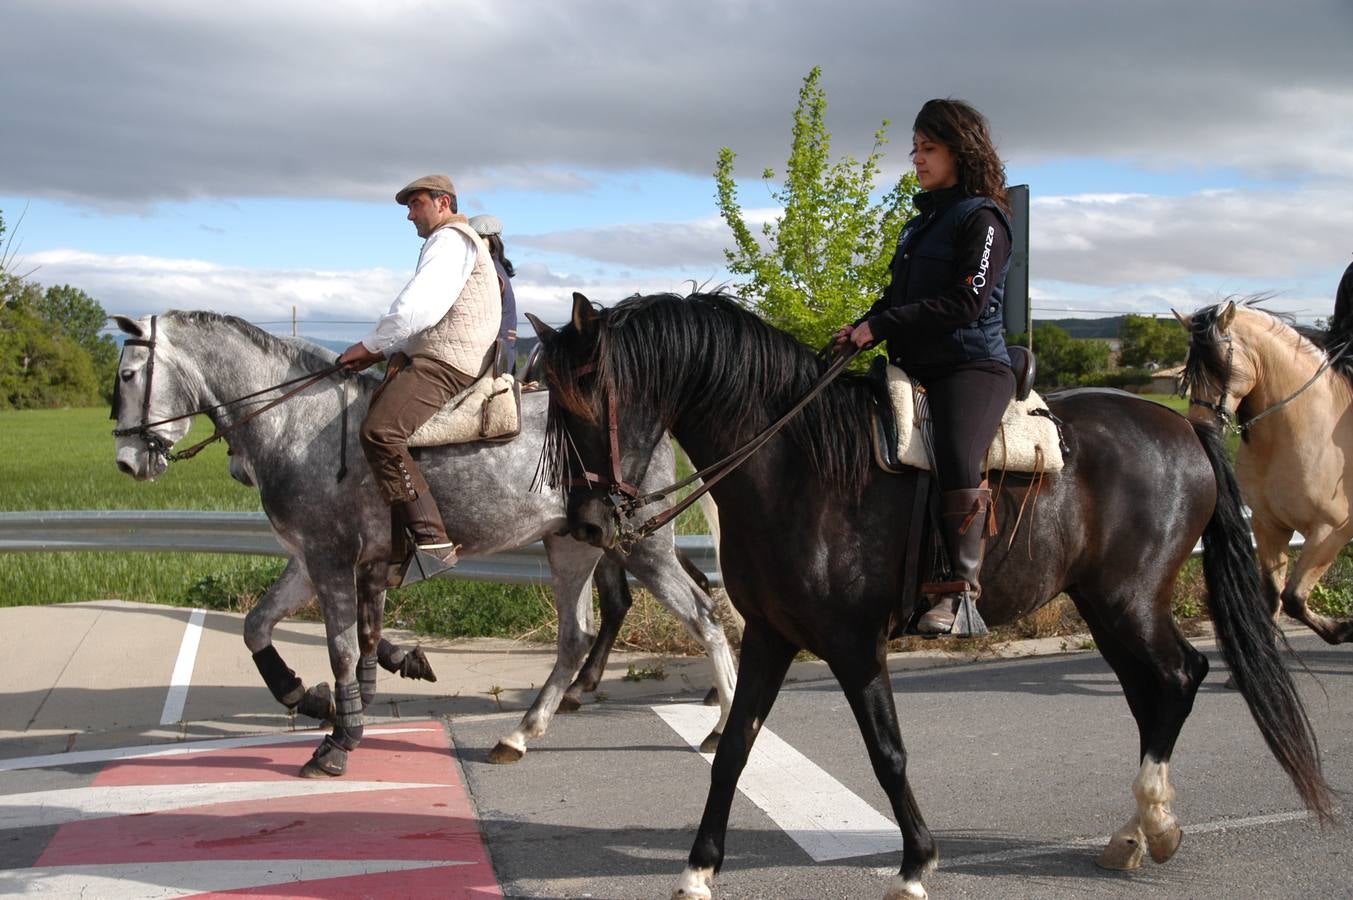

{"left": 570, "top": 339, "right": 861, "bottom": 550}
{"left": 1188, "top": 328, "right": 1351, "bottom": 434}
{"left": 112, "top": 315, "right": 349, "bottom": 473}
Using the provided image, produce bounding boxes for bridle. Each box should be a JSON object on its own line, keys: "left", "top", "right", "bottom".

{"left": 1187, "top": 325, "right": 1351, "bottom": 435}
{"left": 111, "top": 315, "right": 348, "bottom": 469}
{"left": 551, "top": 335, "right": 860, "bottom": 550}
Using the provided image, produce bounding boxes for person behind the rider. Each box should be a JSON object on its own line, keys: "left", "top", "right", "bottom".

{"left": 468, "top": 213, "right": 518, "bottom": 372}
{"left": 338, "top": 174, "right": 502, "bottom": 586}
{"left": 832, "top": 98, "right": 1015, "bottom": 636}
{"left": 1329, "top": 256, "right": 1353, "bottom": 346}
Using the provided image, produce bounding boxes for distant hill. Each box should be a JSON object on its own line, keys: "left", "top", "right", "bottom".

{"left": 1032, "top": 316, "right": 1125, "bottom": 339}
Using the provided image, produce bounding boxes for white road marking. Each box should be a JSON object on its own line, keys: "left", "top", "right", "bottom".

{"left": 159, "top": 608, "right": 206, "bottom": 725}
{"left": 866, "top": 811, "right": 1315, "bottom": 874}
{"left": 654, "top": 703, "right": 901, "bottom": 862}
{"left": 0, "top": 725, "right": 438, "bottom": 772}
{"left": 0, "top": 859, "right": 470, "bottom": 898}
{"left": 0, "top": 780, "right": 444, "bottom": 829}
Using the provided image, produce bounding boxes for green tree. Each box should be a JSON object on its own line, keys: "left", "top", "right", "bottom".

{"left": 0, "top": 301, "right": 100, "bottom": 409}
{"left": 714, "top": 66, "right": 919, "bottom": 351}
{"left": 1119, "top": 314, "right": 1189, "bottom": 369}
{"left": 1030, "top": 323, "right": 1111, "bottom": 388}
{"left": 37, "top": 283, "right": 119, "bottom": 397}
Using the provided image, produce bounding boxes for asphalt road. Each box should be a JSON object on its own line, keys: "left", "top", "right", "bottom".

{"left": 451, "top": 633, "right": 1353, "bottom": 899}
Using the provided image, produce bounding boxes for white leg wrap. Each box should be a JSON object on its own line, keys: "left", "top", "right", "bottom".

{"left": 671, "top": 866, "right": 714, "bottom": 899}
{"left": 883, "top": 874, "right": 928, "bottom": 899}
{"left": 1133, "top": 759, "right": 1176, "bottom": 838}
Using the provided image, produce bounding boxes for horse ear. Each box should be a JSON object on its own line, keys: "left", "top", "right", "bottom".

{"left": 113, "top": 315, "right": 144, "bottom": 339}
{"left": 571, "top": 292, "right": 599, "bottom": 334}
{"left": 524, "top": 312, "right": 555, "bottom": 342}
{"left": 1171, "top": 308, "right": 1191, "bottom": 330}
{"left": 1218, "top": 301, "right": 1237, "bottom": 331}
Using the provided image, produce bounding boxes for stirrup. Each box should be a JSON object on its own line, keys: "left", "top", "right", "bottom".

{"left": 950, "top": 593, "right": 988, "bottom": 638}
{"left": 394, "top": 542, "right": 459, "bottom": 588}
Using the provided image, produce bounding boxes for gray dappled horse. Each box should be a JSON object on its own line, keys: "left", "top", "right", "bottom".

{"left": 110, "top": 311, "right": 735, "bottom": 776}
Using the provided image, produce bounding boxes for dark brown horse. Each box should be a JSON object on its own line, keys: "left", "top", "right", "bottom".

{"left": 528, "top": 291, "right": 1330, "bottom": 900}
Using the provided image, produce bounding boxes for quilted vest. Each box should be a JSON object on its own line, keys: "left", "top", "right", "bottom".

{"left": 404, "top": 219, "right": 502, "bottom": 376}
{"left": 885, "top": 194, "right": 1012, "bottom": 370}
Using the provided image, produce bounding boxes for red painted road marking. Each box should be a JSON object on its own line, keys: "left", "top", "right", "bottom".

{"left": 15, "top": 723, "right": 500, "bottom": 898}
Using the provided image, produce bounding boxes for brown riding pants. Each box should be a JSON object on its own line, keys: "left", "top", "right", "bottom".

{"left": 360, "top": 353, "right": 475, "bottom": 503}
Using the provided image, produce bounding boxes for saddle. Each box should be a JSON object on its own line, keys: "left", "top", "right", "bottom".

{"left": 868, "top": 347, "right": 1066, "bottom": 476}
{"left": 408, "top": 340, "right": 522, "bottom": 447}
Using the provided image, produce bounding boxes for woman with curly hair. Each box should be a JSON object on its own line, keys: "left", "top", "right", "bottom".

{"left": 834, "top": 98, "right": 1015, "bottom": 636}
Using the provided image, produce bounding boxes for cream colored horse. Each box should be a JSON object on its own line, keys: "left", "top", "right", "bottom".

{"left": 1179, "top": 300, "right": 1353, "bottom": 643}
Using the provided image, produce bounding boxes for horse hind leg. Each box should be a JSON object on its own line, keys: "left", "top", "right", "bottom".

{"left": 490, "top": 537, "right": 600, "bottom": 764}
{"left": 560, "top": 551, "right": 634, "bottom": 713}
{"left": 1070, "top": 587, "right": 1206, "bottom": 869}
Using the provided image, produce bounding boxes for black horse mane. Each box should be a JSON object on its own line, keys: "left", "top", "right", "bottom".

{"left": 1182, "top": 297, "right": 1353, "bottom": 400}
{"left": 550, "top": 291, "right": 874, "bottom": 494}
{"left": 163, "top": 310, "right": 340, "bottom": 370}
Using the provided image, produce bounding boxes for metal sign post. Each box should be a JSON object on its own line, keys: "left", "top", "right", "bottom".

{"left": 1004, "top": 184, "right": 1031, "bottom": 345}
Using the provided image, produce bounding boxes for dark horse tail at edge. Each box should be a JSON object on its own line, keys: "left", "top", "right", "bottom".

{"left": 1193, "top": 420, "right": 1332, "bottom": 821}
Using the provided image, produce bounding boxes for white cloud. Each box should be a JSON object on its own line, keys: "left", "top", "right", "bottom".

{"left": 2, "top": 1, "right": 1350, "bottom": 204}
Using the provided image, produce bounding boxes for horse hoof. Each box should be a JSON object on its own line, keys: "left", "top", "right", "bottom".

{"left": 883, "top": 875, "right": 928, "bottom": 899}
{"left": 1147, "top": 826, "right": 1183, "bottom": 864}
{"left": 298, "top": 737, "right": 347, "bottom": 778}
{"left": 699, "top": 729, "right": 721, "bottom": 753}
{"left": 702, "top": 686, "right": 719, "bottom": 706}
{"left": 488, "top": 740, "right": 526, "bottom": 764}
{"left": 1096, "top": 830, "right": 1146, "bottom": 870}
{"left": 297, "top": 683, "right": 336, "bottom": 724}
{"left": 671, "top": 866, "right": 713, "bottom": 899}
{"left": 1223, "top": 674, "right": 1239, "bottom": 691}
{"left": 558, "top": 693, "right": 583, "bottom": 713}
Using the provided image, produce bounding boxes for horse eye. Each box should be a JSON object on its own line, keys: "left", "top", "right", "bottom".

{"left": 120, "top": 369, "right": 135, "bottom": 382}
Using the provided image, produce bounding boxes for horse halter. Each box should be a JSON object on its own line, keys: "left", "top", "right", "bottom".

{"left": 1187, "top": 331, "right": 1239, "bottom": 432}
{"left": 110, "top": 315, "right": 175, "bottom": 457}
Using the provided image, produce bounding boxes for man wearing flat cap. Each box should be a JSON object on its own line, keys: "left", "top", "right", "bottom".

{"left": 339, "top": 175, "right": 502, "bottom": 585}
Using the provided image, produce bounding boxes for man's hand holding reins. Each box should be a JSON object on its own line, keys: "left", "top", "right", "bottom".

{"left": 339, "top": 341, "right": 385, "bottom": 372}
{"left": 832, "top": 321, "right": 876, "bottom": 354}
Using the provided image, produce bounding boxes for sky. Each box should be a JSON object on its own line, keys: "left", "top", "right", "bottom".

{"left": 2, "top": 0, "right": 1351, "bottom": 344}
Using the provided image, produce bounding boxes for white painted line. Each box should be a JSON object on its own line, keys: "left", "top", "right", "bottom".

{"left": 654, "top": 703, "right": 901, "bottom": 862}
{"left": 0, "top": 780, "right": 445, "bottom": 829}
{"left": 0, "top": 725, "right": 437, "bottom": 772}
{"left": 869, "top": 809, "right": 1318, "bottom": 874}
{"left": 2, "top": 859, "right": 470, "bottom": 898}
{"left": 159, "top": 608, "right": 206, "bottom": 725}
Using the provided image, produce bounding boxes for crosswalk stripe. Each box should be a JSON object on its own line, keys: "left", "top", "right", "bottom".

{"left": 159, "top": 608, "right": 205, "bottom": 725}
{"left": 653, "top": 703, "right": 901, "bottom": 862}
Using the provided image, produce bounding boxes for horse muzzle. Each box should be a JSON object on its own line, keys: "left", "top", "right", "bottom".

{"left": 115, "top": 440, "right": 169, "bottom": 481}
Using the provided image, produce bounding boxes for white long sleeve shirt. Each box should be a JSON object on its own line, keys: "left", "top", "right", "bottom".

{"left": 360, "top": 225, "right": 478, "bottom": 355}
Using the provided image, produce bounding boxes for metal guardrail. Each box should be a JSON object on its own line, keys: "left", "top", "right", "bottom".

{"left": 0, "top": 510, "right": 721, "bottom": 587}
{"left": 0, "top": 509, "right": 1301, "bottom": 588}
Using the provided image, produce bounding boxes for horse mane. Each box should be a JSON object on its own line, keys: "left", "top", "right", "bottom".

{"left": 557, "top": 291, "right": 874, "bottom": 494}
{"left": 1182, "top": 296, "right": 1353, "bottom": 397}
{"left": 162, "top": 310, "right": 340, "bottom": 369}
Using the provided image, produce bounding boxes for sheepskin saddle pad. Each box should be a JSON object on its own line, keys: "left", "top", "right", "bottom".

{"left": 408, "top": 370, "right": 521, "bottom": 447}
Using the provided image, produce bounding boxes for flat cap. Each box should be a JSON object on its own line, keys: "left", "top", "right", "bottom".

{"left": 468, "top": 214, "right": 502, "bottom": 236}
{"left": 395, "top": 174, "right": 456, "bottom": 205}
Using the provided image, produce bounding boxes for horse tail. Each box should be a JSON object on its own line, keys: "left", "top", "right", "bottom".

{"left": 1193, "top": 420, "right": 1333, "bottom": 821}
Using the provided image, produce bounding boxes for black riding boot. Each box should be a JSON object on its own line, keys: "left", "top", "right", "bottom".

{"left": 916, "top": 487, "right": 992, "bottom": 636}
{"left": 387, "top": 493, "right": 459, "bottom": 588}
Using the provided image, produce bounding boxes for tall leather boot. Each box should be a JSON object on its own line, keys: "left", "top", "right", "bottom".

{"left": 388, "top": 493, "right": 459, "bottom": 588}
{"left": 916, "top": 487, "right": 993, "bottom": 636}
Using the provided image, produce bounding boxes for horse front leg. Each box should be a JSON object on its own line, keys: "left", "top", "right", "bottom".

{"left": 830, "top": 649, "right": 936, "bottom": 899}
{"left": 489, "top": 537, "right": 601, "bottom": 763}
{"left": 242, "top": 557, "right": 334, "bottom": 723}
{"left": 674, "top": 622, "right": 795, "bottom": 900}
{"left": 1273, "top": 523, "right": 1353, "bottom": 644}
{"left": 299, "top": 568, "right": 362, "bottom": 778}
